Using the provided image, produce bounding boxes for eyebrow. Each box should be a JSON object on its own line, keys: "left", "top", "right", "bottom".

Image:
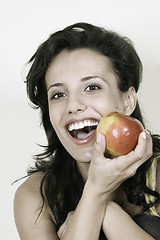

{"left": 47, "top": 75, "right": 101, "bottom": 92}
{"left": 47, "top": 83, "right": 64, "bottom": 92}
{"left": 81, "top": 75, "right": 100, "bottom": 81}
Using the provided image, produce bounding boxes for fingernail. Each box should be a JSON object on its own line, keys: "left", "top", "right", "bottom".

{"left": 96, "top": 133, "right": 102, "bottom": 143}
{"left": 145, "top": 129, "right": 150, "bottom": 135}
{"left": 141, "top": 131, "right": 146, "bottom": 139}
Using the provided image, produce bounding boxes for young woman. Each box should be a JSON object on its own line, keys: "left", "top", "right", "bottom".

{"left": 14, "top": 22, "right": 160, "bottom": 240}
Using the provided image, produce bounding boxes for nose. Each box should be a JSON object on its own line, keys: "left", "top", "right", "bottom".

{"left": 66, "top": 94, "right": 87, "bottom": 114}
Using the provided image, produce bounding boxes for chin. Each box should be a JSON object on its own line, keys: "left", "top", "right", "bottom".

{"left": 61, "top": 137, "right": 94, "bottom": 163}
{"left": 74, "top": 150, "right": 92, "bottom": 163}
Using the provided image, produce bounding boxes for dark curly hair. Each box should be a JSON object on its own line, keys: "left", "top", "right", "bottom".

{"left": 25, "top": 22, "right": 160, "bottom": 231}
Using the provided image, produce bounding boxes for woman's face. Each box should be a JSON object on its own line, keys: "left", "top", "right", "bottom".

{"left": 46, "top": 48, "right": 127, "bottom": 163}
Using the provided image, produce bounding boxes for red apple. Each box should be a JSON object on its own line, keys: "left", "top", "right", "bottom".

{"left": 96, "top": 112, "right": 144, "bottom": 156}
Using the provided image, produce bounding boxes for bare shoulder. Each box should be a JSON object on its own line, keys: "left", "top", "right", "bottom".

{"left": 156, "top": 157, "right": 160, "bottom": 215}
{"left": 14, "top": 172, "right": 58, "bottom": 240}
{"left": 15, "top": 171, "right": 44, "bottom": 194}
{"left": 14, "top": 172, "right": 45, "bottom": 212}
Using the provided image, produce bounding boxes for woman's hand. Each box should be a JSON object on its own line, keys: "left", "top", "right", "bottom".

{"left": 87, "top": 130, "right": 152, "bottom": 197}
{"left": 57, "top": 211, "right": 74, "bottom": 239}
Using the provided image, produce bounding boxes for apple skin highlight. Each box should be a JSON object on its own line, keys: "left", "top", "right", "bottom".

{"left": 96, "top": 112, "right": 144, "bottom": 157}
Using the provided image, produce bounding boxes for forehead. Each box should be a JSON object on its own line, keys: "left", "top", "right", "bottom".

{"left": 46, "top": 48, "right": 115, "bottom": 81}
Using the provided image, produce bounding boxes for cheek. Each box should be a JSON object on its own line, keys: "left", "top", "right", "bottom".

{"left": 94, "top": 96, "right": 119, "bottom": 115}
{"left": 48, "top": 105, "right": 59, "bottom": 129}
{"left": 48, "top": 104, "right": 66, "bottom": 141}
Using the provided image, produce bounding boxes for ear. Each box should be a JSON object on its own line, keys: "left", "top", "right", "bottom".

{"left": 122, "top": 87, "right": 137, "bottom": 116}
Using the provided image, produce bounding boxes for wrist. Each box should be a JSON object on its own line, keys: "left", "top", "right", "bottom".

{"left": 83, "top": 179, "right": 110, "bottom": 202}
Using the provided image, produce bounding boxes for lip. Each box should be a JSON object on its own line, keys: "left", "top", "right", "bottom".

{"left": 65, "top": 117, "right": 98, "bottom": 145}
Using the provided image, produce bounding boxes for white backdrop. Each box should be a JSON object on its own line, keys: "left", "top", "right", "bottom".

{"left": 1, "top": 0, "right": 160, "bottom": 239}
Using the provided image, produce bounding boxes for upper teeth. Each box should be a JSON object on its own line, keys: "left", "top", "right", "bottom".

{"left": 68, "top": 120, "right": 98, "bottom": 131}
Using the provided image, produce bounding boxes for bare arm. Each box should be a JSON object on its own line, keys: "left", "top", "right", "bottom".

{"left": 103, "top": 201, "right": 155, "bottom": 240}
{"left": 101, "top": 130, "right": 155, "bottom": 240}
{"left": 58, "top": 134, "right": 110, "bottom": 240}
{"left": 61, "top": 183, "right": 107, "bottom": 240}
{"left": 59, "top": 130, "right": 154, "bottom": 240}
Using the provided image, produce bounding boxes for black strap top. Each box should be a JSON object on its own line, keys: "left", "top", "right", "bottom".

{"left": 133, "top": 214, "right": 160, "bottom": 239}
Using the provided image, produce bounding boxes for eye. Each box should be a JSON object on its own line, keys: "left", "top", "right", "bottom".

{"left": 85, "top": 84, "right": 101, "bottom": 92}
{"left": 51, "top": 92, "right": 66, "bottom": 100}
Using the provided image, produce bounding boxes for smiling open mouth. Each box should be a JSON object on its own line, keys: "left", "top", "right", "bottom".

{"left": 67, "top": 120, "right": 98, "bottom": 140}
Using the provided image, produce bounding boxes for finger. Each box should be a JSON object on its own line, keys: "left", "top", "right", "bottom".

{"left": 57, "top": 211, "right": 74, "bottom": 239}
{"left": 67, "top": 211, "right": 74, "bottom": 218}
{"left": 117, "top": 130, "right": 153, "bottom": 177}
{"left": 92, "top": 133, "right": 106, "bottom": 161}
{"left": 133, "top": 130, "right": 148, "bottom": 159}
{"left": 144, "top": 130, "right": 153, "bottom": 157}
{"left": 57, "top": 222, "right": 66, "bottom": 239}
{"left": 129, "top": 129, "right": 152, "bottom": 162}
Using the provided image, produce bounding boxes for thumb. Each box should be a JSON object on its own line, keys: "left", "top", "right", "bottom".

{"left": 92, "top": 133, "right": 106, "bottom": 159}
